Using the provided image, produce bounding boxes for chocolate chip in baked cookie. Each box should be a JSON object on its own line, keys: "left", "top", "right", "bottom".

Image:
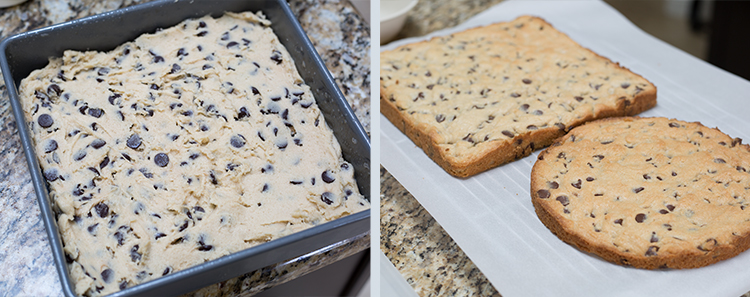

{"left": 537, "top": 189, "right": 550, "bottom": 199}
{"left": 127, "top": 134, "right": 142, "bottom": 149}
{"left": 556, "top": 195, "right": 569, "bottom": 206}
{"left": 635, "top": 213, "right": 646, "bottom": 223}
{"left": 154, "top": 153, "right": 169, "bottom": 167}
{"left": 38, "top": 114, "right": 54, "bottom": 128}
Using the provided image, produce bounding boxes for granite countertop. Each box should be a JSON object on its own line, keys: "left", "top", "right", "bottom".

{"left": 379, "top": 1, "right": 504, "bottom": 295}
{"left": 0, "top": 0, "right": 370, "bottom": 296}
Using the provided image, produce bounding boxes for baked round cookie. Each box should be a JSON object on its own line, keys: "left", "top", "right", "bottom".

{"left": 531, "top": 117, "right": 750, "bottom": 269}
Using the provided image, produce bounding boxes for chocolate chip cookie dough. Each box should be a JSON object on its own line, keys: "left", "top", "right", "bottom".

{"left": 20, "top": 11, "right": 369, "bottom": 296}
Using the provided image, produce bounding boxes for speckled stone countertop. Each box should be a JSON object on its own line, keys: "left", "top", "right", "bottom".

{"left": 0, "top": 0, "right": 370, "bottom": 296}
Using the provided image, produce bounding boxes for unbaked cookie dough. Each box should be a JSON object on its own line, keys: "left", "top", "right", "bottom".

{"left": 20, "top": 11, "right": 369, "bottom": 296}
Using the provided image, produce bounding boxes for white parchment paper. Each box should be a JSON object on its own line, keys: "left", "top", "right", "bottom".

{"left": 380, "top": 1, "right": 750, "bottom": 296}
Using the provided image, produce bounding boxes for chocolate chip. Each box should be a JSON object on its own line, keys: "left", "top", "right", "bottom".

{"left": 127, "top": 134, "right": 142, "bottom": 149}
{"left": 262, "top": 183, "right": 269, "bottom": 192}
{"left": 44, "top": 140, "right": 58, "bottom": 153}
{"left": 322, "top": 170, "right": 336, "bottom": 183}
{"left": 227, "top": 41, "right": 238, "bottom": 48}
{"left": 47, "top": 84, "right": 62, "bottom": 96}
{"left": 522, "top": 78, "right": 532, "bottom": 84}
{"left": 170, "top": 63, "right": 181, "bottom": 74}
{"left": 571, "top": 179, "right": 582, "bottom": 189}
{"left": 435, "top": 114, "right": 445, "bottom": 123}
{"left": 537, "top": 189, "right": 550, "bottom": 199}
{"left": 511, "top": 92, "right": 521, "bottom": 98}
{"left": 130, "top": 245, "right": 141, "bottom": 262}
{"left": 197, "top": 237, "right": 213, "bottom": 251}
{"left": 633, "top": 187, "right": 645, "bottom": 193}
{"left": 38, "top": 114, "right": 54, "bottom": 128}
{"left": 714, "top": 158, "right": 726, "bottom": 164}
{"left": 91, "top": 139, "right": 106, "bottom": 149}
{"left": 621, "top": 82, "right": 631, "bottom": 89}
{"left": 548, "top": 181, "right": 559, "bottom": 189}
{"left": 99, "top": 156, "right": 110, "bottom": 169}
{"left": 586, "top": 177, "right": 594, "bottom": 182}
{"left": 87, "top": 223, "right": 98, "bottom": 234}
{"left": 321, "top": 192, "right": 334, "bottom": 205}
{"left": 276, "top": 139, "right": 288, "bottom": 150}
{"left": 502, "top": 130, "right": 514, "bottom": 138}
{"left": 650, "top": 232, "right": 659, "bottom": 243}
{"left": 230, "top": 135, "right": 246, "bottom": 148}
{"left": 162, "top": 267, "right": 172, "bottom": 276}
{"left": 44, "top": 168, "right": 59, "bottom": 181}
{"left": 668, "top": 122, "right": 680, "bottom": 128}
{"left": 556, "top": 195, "right": 569, "bottom": 206}
{"left": 635, "top": 213, "right": 646, "bottom": 223}
{"left": 614, "top": 219, "right": 623, "bottom": 225}
{"left": 101, "top": 268, "right": 113, "bottom": 283}
{"left": 645, "top": 246, "right": 658, "bottom": 256}
{"left": 154, "top": 153, "right": 169, "bottom": 167}
{"left": 73, "top": 150, "right": 87, "bottom": 161}
{"left": 574, "top": 96, "right": 584, "bottom": 102}
{"left": 94, "top": 202, "right": 109, "bottom": 218}
{"left": 270, "top": 50, "right": 283, "bottom": 64}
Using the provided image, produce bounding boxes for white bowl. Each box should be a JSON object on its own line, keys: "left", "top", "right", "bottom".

{"left": 380, "top": 0, "right": 417, "bottom": 44}
{"left": 0, "top": 0, "right": 27, "bottom": 8}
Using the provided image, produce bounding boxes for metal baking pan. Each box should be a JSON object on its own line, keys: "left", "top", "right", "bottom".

{"left": 0, "top": 0, "right": 370, "bottom": 296}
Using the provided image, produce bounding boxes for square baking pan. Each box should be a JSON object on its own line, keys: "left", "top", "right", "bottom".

{"left": 0, "top": 0, "right": 370, "bottom": 296}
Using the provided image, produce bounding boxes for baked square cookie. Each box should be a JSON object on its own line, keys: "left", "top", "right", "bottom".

{"left": 531, "top": 117, "right": 750, "bottom": 269}
{"left": 380, "top": 16, "right": 656, "bottom": 177}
